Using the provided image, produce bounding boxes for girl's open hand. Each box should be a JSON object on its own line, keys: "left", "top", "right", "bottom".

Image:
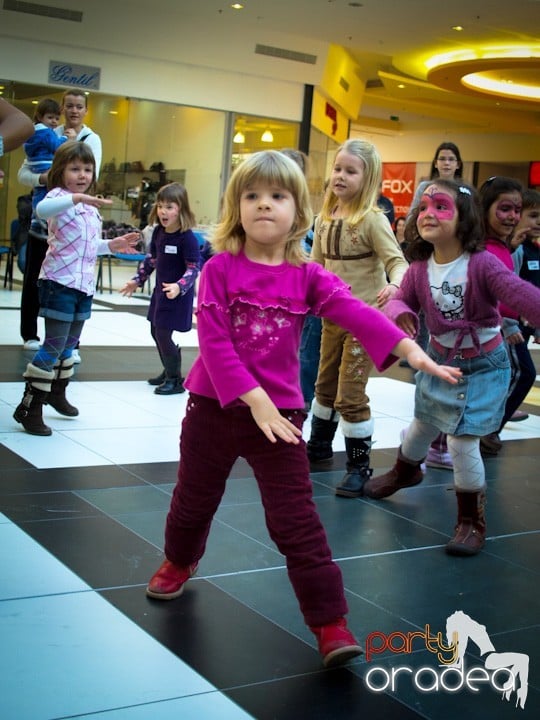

{"left": 396, "top": 312, "right": 417, "bottom": 337}
{"left": 119, "top": 279, "right": 139, "bottom": 297}
{"left": 241, "top": 388, "right": 302, "bottom": 444}
{"left": 162, "top": 282, "right": 181, "bottom": 299}
{"left": 376, "top": 283, "right": 399, "bottom": 308}
{"left": 108, "top": 232, "right": 140, "bottom": 254}
{"left": 395, "top": 338, "right": 462, "bottom": 384}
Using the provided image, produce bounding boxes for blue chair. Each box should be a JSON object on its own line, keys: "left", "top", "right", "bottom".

{"left": 0, "top": 243, "right": 14, "bottom": 290}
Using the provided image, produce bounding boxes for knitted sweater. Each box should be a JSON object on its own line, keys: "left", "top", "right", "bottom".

{"left": 384, "top": 250, "right": 540, "bottom": 357}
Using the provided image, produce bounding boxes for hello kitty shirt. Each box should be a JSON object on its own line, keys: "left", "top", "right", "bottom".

{"left": 384, "top": 250, "right": 540, "bottom": 360}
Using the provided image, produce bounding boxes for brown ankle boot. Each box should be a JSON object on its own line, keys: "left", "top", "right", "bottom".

{"left": 445, "top": 490, "right": 486, "bottom": 556}
{"left": 48, "top": 359, "right": 79, "bottom": 416}
{"left": 363, "top": 449, "right": 423, "bottom": 499}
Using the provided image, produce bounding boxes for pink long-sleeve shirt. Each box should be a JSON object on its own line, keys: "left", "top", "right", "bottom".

{"left": 185, "top": 250, "right": 407, "bottom": 409}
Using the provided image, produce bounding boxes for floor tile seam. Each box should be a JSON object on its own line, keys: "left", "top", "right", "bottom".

{"left": 0, "top": 586, "right": 109, "bottom": 603}
{"left": 46, "top": 689, "right": 238, "bottom": 720}
{"left": 354, "top": 498, "right": 457, "bottom": 537}
{"left": 489, "top": 623, "right": 540, "bottom": 640}
{"left": 211, "top": 518, "right": 288, "bottom": 556}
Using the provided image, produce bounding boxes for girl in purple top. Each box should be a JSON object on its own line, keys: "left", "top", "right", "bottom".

{"left": 13, "top": 141, "right": 138, "bottom": 437}
{"left": 363, "top": 178, "right": 540, "bottom": 556}
{"left": 146, "top": 151, "right": 461, "bottom": 668}
{"left": 120, "top": 183, "right": 200, "bottom": 395}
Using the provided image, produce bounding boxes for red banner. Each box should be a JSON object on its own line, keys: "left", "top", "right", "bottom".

{"left": 382, "top": 163, "right": 416, "bottom": 218}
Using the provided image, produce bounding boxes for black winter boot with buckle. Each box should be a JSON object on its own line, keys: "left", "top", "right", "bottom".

{"left": 13, "top": 363, "right": 55, "bottom": 436}
{"left": 154, "top": 352, "right": 185, "bottom": 395}
{"left": 307, "top": 414, "right": 339, "bottom": 466}
{"left": 48, "top": 358, "right": 79, "bottom": 416}
{"left": 148, "top": 370, "right": 166, "bottom": 386}
{"left": 335, "top": 437, "right": 373, "bottom": 498}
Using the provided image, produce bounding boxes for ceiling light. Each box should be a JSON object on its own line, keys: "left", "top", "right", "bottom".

{"left": 261, "top": 129, "right": 274, "bottom": 143}
{"left": 452, "top": 26, "right": 463, "bottom": 32}
{"left": 425, "top": 44, "right": 540, "bottom": 104}
{"left": 233, "top": 131, "right": 245, "bottom": 143}
{"left": 230, "top": 3, "right": 244, "bottom": 9}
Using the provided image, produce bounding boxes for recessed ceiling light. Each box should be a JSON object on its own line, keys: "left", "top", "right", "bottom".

{"left": 398, "top": 83, "right": 406, "bottom": 89}
{"left": 231, "top": 3, "right": 244, "bottom": 9}
{"left": 452, "top": 26, "right": 464, "bottom": 32}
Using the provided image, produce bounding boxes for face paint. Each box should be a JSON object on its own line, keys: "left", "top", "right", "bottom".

{"left": 418, "top": 191, "right": 457, "bottom": 221}
{"left": 494, "top": 199, "right": 521, "bottom": 223}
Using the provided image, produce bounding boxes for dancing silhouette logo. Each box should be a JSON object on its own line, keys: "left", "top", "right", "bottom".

{"left": 364, "top": 610, "right": 529, "bottom": 709}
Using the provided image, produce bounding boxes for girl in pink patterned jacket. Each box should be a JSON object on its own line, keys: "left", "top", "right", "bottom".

{"left": 13, "top": 141, "right": 138, "bottom": 437}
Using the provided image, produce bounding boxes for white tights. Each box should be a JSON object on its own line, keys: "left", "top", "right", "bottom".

{"left": 402, "top": 419, "right": 485, "bottom": 491}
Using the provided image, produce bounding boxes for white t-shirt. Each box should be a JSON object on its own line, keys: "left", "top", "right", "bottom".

{"left": 428, "top": 252, "right": 500, "bottom": 347}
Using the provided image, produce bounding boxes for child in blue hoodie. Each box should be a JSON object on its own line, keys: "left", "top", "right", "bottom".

{"left": 23, "top": 98, "right": 75, "bottom": 235}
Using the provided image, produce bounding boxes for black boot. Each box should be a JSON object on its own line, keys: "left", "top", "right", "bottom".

{"left": 148, "top": 370, "right": 166, "bottom": 386}
{"left": 13, "top": 364, "right": 55, "bottom": 436}
{"left": 154, "top": 352, "right": 185, "bottom": 395}
{"left": 48, "top": 359, "right": 79, "bottom": 416}
{"left": 335, "top": 437, "right": 373, "bottom": 498}
{"left": 307, "top": 414, "right": 339, "bottom": 465}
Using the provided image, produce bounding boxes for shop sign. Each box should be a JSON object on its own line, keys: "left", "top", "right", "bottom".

{"left": 48, "top": 61, "right": 101, "bottom": 90}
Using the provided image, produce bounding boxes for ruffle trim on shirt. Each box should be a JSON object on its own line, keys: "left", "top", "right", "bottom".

{"left": 310, "top": 283, "right": 349, "bottom": 317}
{"left": 227, "top": 293, "right": 310, "bottom": 316}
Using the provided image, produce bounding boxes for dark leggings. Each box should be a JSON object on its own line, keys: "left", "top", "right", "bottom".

{"left": 498, "top": 337, "right": 536, "bottom": 431}
{"left": 150, "top": 324, "right": 177, "bottom": 359}
{"left": 20, "top": 233, "right": 47, "bottom": 342}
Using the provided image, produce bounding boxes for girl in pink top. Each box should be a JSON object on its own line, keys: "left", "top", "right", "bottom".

{"left": 13, "top": 141, "right": 138, "bottom": 437}
{"left": 146, "top": 150, "right": 461, "bottom": 668}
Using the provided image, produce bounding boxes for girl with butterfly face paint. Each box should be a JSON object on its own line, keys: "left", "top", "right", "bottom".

{"left": 363, "top": 178, "right": 540, "bottom": 557}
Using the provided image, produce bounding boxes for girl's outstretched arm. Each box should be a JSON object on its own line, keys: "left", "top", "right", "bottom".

{"left": 240, "top": 387, "right": 302, "bottom": 444}
{"left": 394, "top": 338, "right": 462, "bottom": 384}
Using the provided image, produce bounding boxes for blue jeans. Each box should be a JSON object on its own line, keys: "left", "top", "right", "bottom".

{"left": 38, "top": 279, "right": 92, "bottom": 322}
{"left": 299, "top": 314, "right": 322, "bottom": 405}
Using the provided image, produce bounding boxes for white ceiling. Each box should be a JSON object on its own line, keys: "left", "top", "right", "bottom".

{"left": 1, "top": 0, "right": 539, "bottom": 136}
{"left": 153, "top": 0, "right": 540, "bottom": 135}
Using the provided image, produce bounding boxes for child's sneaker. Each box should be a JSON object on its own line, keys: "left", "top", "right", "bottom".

{"left": 425, "top": 446, "right": 453, "bottom": 469}
{"left": 310, "top": 618, "right": 363, "bottom": 668}
{"left": 146, "top": 559, "right": 198, "bottom": 600}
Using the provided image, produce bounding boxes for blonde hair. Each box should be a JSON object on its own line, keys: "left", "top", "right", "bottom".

{"left": 320, "top": 138, "right": 382, "bottom": 225}
{"left": 148, "top": 182, "right": 196, "bottom": 231}
{"left": 211, "top": 150, "right": 313, "bottom": 265}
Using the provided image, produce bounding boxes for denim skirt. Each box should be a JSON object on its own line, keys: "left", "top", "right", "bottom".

{"left": 414, "top": 341, "right": 511, "bottom": 436}
{"left": 38, "top": 279, "right": 93, "bottom": 322}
